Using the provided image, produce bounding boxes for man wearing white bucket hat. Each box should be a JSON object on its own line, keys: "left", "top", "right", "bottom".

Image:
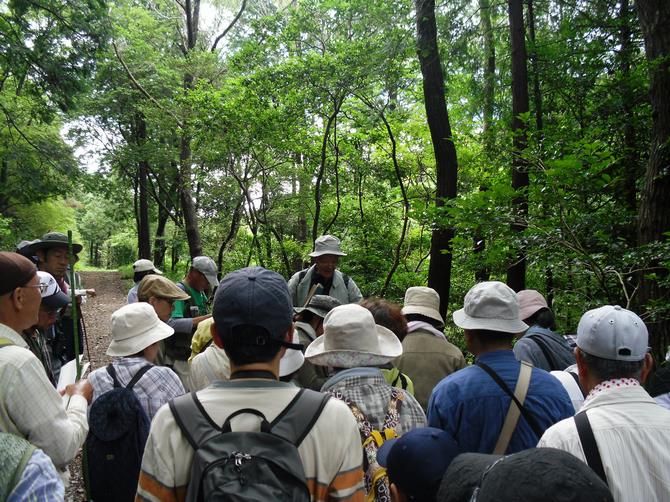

{"left": 88, "top": 303, "right": 185, "bottom": 420}
{"left": 397, "top": 286, "right": 466, "bottom": 409}
{"left": 287, "top": 235, "right": 362, "bottom": 307}
{"left": 307, "top": 303, "right": 426, "bottom": 499}
{"left": 427, "top": 281, "right": 573, "bottom": 455}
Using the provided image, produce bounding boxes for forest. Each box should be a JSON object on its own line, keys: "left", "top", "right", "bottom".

{"left": 0, "top": 0, "right": 668, "bottom": 359}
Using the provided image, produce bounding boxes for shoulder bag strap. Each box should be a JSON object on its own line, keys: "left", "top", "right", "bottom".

{"left": 569, "top": 371, "right": 587, "bottom": 398}
{"left": 476, "top": 361, "right": 544, "bottom": 439}
{"left": 493, "top": 361, "right": 532, "bottom": 454}
{"left": 574, "top": 411, "right": 608, "bottom": 485}
{"left": 126, "top": 364, "right": 153, "bottom": 390}
{"left": 527, "top": 334, "right": 558, "bottom": 370}
{"left": 269, "top": 389, "right": 331, "bottom": 447}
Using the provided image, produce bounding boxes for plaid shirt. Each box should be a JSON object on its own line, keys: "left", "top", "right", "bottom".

{"left": 322, "top": 367, "right": 426, "bottom": 433}
{"left": 89, "top": 357, "right": 185, "bottom": 420}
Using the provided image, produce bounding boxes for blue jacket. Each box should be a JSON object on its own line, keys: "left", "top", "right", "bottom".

{"left": 427, "top": 350, "right": 574, "bottom": 454}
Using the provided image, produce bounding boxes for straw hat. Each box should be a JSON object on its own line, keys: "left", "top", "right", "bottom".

{"left": 305, "top": 304, "right": 403, "bottom": 368}
{"left": 107, "top": 303, "right": 174, "bottom": 357}
{"left": 401, "top": 286, "right": 443, "bottom": 325}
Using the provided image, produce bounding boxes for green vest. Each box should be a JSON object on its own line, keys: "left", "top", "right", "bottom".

{"left": 0, "top": 432, "right": 36, "bottom": 500}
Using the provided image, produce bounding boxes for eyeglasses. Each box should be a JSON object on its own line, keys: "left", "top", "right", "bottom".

{"left": 24, "top": 283, "right": 49, "bottom": 294}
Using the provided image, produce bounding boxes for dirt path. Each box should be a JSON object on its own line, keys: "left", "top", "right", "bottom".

{"left": 65, "top": 271, "right": 129, "bottom": 501}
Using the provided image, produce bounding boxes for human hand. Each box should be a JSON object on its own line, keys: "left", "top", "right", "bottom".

{"left": 61, "top": 379, "right": 94, "bottom": 404}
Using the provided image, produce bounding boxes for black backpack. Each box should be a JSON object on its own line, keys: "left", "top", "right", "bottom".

{"left": 169, "top": 388, "right": 330, "bottom": 502}
{"left": 87, "top": 364, "right": 152, "bottom": 502}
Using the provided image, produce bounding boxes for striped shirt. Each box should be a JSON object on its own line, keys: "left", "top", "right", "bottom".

{"left": 136, "top": 379, "right": 364, "bottom": 502}
{"left": 89, "top": 357, "right": 185, "bottom": 420}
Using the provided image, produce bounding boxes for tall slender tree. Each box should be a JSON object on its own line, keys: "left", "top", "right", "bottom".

{"left": 415, "top": 0, "right": 459, "bottom": 316}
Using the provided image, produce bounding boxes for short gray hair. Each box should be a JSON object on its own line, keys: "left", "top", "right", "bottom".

{"left": 579, "top": 349, "right": 644, "bottom": 381}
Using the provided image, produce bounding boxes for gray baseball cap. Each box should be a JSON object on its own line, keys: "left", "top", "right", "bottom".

{"left": 576, "top": 305, "right": 648, "bottom": 361}
{"left": 192, "top": 256, "right": 218, "bottom": 290}
{"left": 294, "top": 295, "right": 341, "bottom": 318}
{"left": 213, "top": 267, "right": 295, "bottom": 345}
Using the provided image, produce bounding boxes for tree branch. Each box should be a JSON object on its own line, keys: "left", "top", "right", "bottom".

{"left": 211, "top": 0, "right": 247, "bottom": 52}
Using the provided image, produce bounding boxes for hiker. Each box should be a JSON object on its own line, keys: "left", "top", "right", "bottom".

{"left": 287, "top": 235, "right": 362, "bottom": 307}
{"left": 427, "top": 281, "right": 574, "bottom": 455}
{"left": 87, "top": 302, "right": 184, "bottom": 502}
{"left": 396, "top": 287, "right": 466, "bottom": 409}
{"left": 513, "top": 289, "right": 576, "bottom": 371}
{"left": 20, "top": 271, "right": 70, "bottom": 385}
{"left": 137, "top": 267, "right": 364, "bottom": 501}
{"left": 439, "top": 447, "right": 613, "bottom": 502}
{"left": 538, "top": 305, "right": 670, "bottom": 501}
{"left": 88, "top": 302, "right": 185, "bottom": 419}
{"left": 189, "top": 327, "right": 305, "bottom": 390}
{"left": 137, "top": 274, "right": 190, "bottom": 323}
{"left": 163, "top": 256, "right": 216, "bottom": 389}
{"left": 127, "top": 259, "right": 162, "bottom": 304}
{"left": 359, "top": 297, "right": 416, "bottom": 395}
{"left": 376, "top": 427, "right": 460, "bottom": 502}
{"left": 24, "top": 232, "right": 89, "bottom": 377}
{"left": 0, "top": 252, "right": 91, "bottom": 479}
{"left": 306, "top": 303, "right": 426, "bottom": 499}
{"left": 0, "top": 432, "right": 64, "bottom": 501}
{"left": 647, "top": 357, "right": 670, "bottom": 410}
{"left": 293, "top": 294, "right": 341, "bottom": 390}
{"left": 550, "top": 364, "right": 586, "bottom": 412}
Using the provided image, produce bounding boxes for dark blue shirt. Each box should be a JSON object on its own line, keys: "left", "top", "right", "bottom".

{"left": 427, "top": 350, "right": 574, "bottom": 454}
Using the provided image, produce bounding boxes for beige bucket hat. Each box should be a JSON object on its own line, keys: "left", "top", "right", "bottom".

{"left": 401, "top": 286, "right": 443, "bottom": 325}
{"left": 107, "top": 303, "right": 174, "bottom": 357}
{"left": 452, "top": 281, "right": 528, "bottom": 334}
{"left": 305, "top": 304, "right": 403, "bottom": 368}
{"left": 517, "top": 290, "right": 549, "bottom": 321}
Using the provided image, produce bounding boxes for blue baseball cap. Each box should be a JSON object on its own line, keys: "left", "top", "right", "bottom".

{"left": 377, "top": 427, "right": 459, "bottom": 501}
{"left": 213, "top": 267, "right": 296, "bottom": 346}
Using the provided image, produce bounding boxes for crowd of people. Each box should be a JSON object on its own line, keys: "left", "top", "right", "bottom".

{"left": 0, "top": 233, "right": 669, "bottom": 501}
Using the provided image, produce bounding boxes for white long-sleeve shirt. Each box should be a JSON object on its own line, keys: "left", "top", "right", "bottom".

{"left": 0, "top": 323, "right": 88, "bottom": 470}
{"left": 538, "top": 379, "right": 670, "bottom": 502}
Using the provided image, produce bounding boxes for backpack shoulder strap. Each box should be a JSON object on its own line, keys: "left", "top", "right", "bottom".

{"left": 177, "top": 282, "right": 194, "bottom": 318}
{"left": 0, "top": 338, "right": 14, "bottom": 348}
{"left": 298, "top": 269, "right": 308, "bottom": 283}
{"left": 342, "top": 273, "right": 350, "bottom": 288}
{"left": 526, "top": 334, "right": 558, "bottom": 370}
{"left": 106, "top": 364, "right": 121, "bottom": 388}
{"left": 493, "top": 361, "right": 532, "bottom": 454}
{"left": 169, "top": 392, "right": 220, "bottom": 450}
{"left": 574, "top": 411, "right": 607, "bottom": 484}
{"left": 476, "top": 361, "right": 544, "bottom": 439}
{"left": 269, "top": 389, "right": 330, "bottom": 447}
{"left": 126, "top": 364, "right": 153, "bottom": 390}
{"left": 569, "top": 371, "right": 587, "bottom": 398}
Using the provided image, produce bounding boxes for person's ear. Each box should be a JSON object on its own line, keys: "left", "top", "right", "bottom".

{"left": 640, "top": 352, "right": 654, "bottom": 384}
{"left": 10, "top": 287, "right": 25, "bottom": 311}
{"left": 211, "top": 321, "right": 223, "bottom": 349}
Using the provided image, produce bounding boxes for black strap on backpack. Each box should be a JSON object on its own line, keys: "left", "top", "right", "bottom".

{"left": 299, "top": 269, "right": 350, "bottom": 288}
{"left": 107, "top": 364, "right": 153, "bottom": 390}
{"left": 526, "top": 334, "right": 558, "bottom": 371}
{"left": 391, "top": 371, "right": 409, "bottom": 390}
{"left": 476, "top": 362, "right": 544, "bottom": 439}
{"left": 177, "top": 282, "right": 195, "bottom": 318}
{"left": 169, "top": 388, "right": 330, "bottom": 450}
{"left": 568, "top": 371, "right": 587, "bottom": 398}
{"left": 574, "top": 411, "right": 607, "bottom": 485}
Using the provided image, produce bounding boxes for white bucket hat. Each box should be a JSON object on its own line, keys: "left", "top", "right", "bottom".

{"left": 305, "top": 304, "right": 403, "bottom": 368}
{"left": 308, "top": 235, "right": 347, "bottom": 257}
{"left": 452, "top": 281, "right": 528, "bottom": 334}
{"left": 107, "top": 303, "right": 174, "bottom": 357}
{"left": 279, "top": 330, "right": 305, "bottom": 377}
{"left": 401, "top": 286, "right": 443, "bottom": 325}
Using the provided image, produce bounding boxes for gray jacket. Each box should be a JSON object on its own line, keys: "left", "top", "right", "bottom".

{"left": 514, "top": 326, "right": 576, "bottom": 371}
{"left": 287, "top": 265, "right": 362, "bottom": 307}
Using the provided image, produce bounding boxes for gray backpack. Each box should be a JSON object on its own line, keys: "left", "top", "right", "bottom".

{"left": 169, "top": 388, "right": 330, "bottom": 502}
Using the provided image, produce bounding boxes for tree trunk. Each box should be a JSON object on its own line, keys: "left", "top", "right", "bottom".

{"left": 506, "top": 0, "right": 530, "bottom": 292}
{"left": 136, "top": 113, "right": 151, "bottom": 259}
{"left": 153, "top": 198, "right": 169, "bottom": 269}
{"left": 636, "top": 0, "right": 670, "bottom": 362}
{"left": 475, "top": 0, "right": 496, "bottom": 282}
{"left": 415, "top": 0, "right": 459, "bottom": 317}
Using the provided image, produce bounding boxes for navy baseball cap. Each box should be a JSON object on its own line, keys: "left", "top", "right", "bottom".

{"left": 213, "top": 267, "right": 298, "bottom": 347}
{"left": 377, "top": 427, "right": 459, "bottom": 501}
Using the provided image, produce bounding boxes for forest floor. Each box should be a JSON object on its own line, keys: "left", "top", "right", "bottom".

{"left": 64, "top": 271, "right": 128, "bottom": 501}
